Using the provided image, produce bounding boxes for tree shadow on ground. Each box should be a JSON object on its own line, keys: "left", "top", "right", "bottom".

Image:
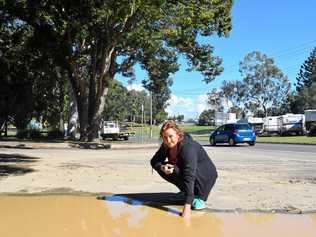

{"left": 0, "top": 144, "right": 34, "bottom": 149}
{"left": 0, "top": 153, "right": 39, "bottom": 177}
{"left": 0, "top": 153, "right": 39, "bottom": 163}
{"left": 68, "top": 142, "right": 111, "bottom": 149}
{"left": 97, "top": 192, "right": 185, "bottom": 216}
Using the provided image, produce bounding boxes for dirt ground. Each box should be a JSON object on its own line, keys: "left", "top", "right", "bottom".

{"left": 0, "top": 141, "right": 316, "bottom": 214}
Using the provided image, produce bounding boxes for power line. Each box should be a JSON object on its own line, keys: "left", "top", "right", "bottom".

{"left": 170, "top": 40, "right": 316, "bottom": 96}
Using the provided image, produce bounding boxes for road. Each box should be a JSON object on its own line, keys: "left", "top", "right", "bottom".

{"left": 199, "top": 141, "right": 316, "bottom": 154}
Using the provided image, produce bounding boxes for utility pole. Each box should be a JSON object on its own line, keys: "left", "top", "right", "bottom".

{"left": 141, "top": 103, "right": 144, "bottom": 143}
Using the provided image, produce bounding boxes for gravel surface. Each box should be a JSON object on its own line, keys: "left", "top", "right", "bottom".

{"left": 1, "top": 141, "right": 315, "bottom": 214}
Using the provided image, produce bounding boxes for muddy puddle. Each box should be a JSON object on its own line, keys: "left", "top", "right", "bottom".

{"left": 0, "top": 195, "right": 315, "bottom": 237}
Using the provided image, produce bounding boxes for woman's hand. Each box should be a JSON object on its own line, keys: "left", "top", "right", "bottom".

{"left": 181, "top": 204, "right": 191, "bottom": 219}
{"left": 160, "top": 164, "right": 174, "bottom": 175}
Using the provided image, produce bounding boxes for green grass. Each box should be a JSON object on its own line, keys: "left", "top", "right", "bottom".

{"left": 178, "top": 125, "right": 215, "bottom": 135}
{"left": 130, "top": 125, "right": 214, "bottom": 139}
{"left": 256, "top": 136, "right": 316, "bottom": 144}
{"left": 190, "top": 134, "right": 316, "bottom": 144}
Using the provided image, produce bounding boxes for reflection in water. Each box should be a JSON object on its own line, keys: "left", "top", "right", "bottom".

{"left": 0, "top": 195, "right": 315, "bottom": 237}
{"left": 103, "top": 194, "right": 182, "bottom": 216}
{"left": 104, "top": 195, "right": 148, "bottom": 227}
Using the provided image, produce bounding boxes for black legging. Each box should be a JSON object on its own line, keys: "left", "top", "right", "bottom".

{"left": 156, "top": 168, "right": 217, "bottom": 202}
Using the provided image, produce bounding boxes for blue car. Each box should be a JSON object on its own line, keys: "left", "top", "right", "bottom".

{"left": 209, "top": 123, "right": 256, "bottom": 146}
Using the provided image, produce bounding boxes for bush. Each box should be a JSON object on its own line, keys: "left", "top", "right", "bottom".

{"left": 29, "top": 129, "right": 42, "bottom": 139}
{"left": 47, "top": 130, "right": 64, "bottom": 139}
{"left": 16, "top": 129, "right": 28, "bottom": 139}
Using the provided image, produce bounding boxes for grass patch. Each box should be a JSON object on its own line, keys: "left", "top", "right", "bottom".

{"left": 178, "top": 125, "right": 214, "bottom": 135}
{"left": 256, "top": 136, "right": 316, "bottom": 144}
{"left": 190, "top": 135, "right": 316, "bottom": 144}
{"left": 130, "top": 125, "right": 214, "bottom": 139}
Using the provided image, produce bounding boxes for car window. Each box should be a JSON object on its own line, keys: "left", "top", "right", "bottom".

{"left": 235, "top": 124, "right": 251, "bottom": 130}
{"left": 224, "top": 124, "right": 233, "bottom": 131}
{"left": 217, "top": 125, "right": 225, "bottom": 131}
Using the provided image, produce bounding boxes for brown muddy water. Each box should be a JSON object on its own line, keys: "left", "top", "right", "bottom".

{"left": 0, "top": 195, "right": 315, "bottom": 237}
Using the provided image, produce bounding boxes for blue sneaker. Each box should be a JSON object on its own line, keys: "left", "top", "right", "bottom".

{"left": 192, "top": 198, "right": 205, "bottom": 210}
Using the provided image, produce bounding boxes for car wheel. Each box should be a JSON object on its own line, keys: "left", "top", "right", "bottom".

{"left": 249, "top": 141, "right": 255, "bottom": 146}
{"left": 210, "top": 137, "right": 216, "bottom": 146}
{"left": 228, "top": 138, "right": 235, "bottom": 146}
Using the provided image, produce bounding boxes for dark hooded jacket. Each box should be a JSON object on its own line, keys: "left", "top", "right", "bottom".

{"left": 150, "top": 133, "right": 218, "bottom": 204}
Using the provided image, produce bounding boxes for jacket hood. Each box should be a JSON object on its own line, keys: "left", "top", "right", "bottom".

{"left": 178, "top": 133, "right": 194, "bottom": 150}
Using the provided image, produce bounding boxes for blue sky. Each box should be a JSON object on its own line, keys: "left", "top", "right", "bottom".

{"left": 118, "top": 0, "right": 316, "bottom": 120}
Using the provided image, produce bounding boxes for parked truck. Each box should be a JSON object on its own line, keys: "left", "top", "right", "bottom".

{"left": 305, "top": 110, "right": 316, "bottom": 136}
{"left": 277, "top": 113, "right": 305, "bottom": 136}
{"left": 100, "top": 121, "right": 135, "bottom": 141}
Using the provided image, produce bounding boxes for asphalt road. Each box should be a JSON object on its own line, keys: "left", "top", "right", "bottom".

{"left": 199, "top": 141, "right": 316, "bottom": 154}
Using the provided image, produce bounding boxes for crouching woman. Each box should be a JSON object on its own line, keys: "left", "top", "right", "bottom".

{"left": 150, "top": 120, "right": 218, "bottom": 218}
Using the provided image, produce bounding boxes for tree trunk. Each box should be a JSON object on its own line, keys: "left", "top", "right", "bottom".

{"left": 77, "top": 95, "right": 89, "bottom": 141}
{"left": 58, "top": 79, "right": 64, "bottom": 136}
{"left": 87, "top": 82, "right": 109, "bottom": 142}
{"left": 85, "top": 45, "right": 114, "bottom": 142}
{"left": 263, "top": 105, "right": 267, "bottom": 118}
{"left": 67, "top": 86, "right": 79, "bottom": 139}
{"left": 66, "top": 42, "right": 115, "bottom": 142}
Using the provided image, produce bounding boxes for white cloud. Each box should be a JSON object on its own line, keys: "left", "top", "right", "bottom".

{"left": 166, "top": 94, "right": 209, "bottom": 120}
{"left": 168, "top": 94, "right": 193, "bottom": 106}
{"left": 196, "top": 94, "right": 209, "bottom": 115}
{"left": 126, "top": 84, "right": 145, "bottom": 92}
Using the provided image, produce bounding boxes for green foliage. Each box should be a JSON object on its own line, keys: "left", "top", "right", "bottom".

{"left": 207, "top": 51, "right": 291, "bottom": 117}
{"left": 198, "top": 109, "right": 215, "bottom": 126}
{"left": 296, "top": 47, "right": 316, "bottom": 92}
{"left": 207, "top": 88, "right": 224, "bottom": 112}
{"left": 103, "top": 80, "right": 158, "bottom": 124}
{"left": 0, "top": 19, "right": 67, "bottom": 132}
{"left": 2, "top": 0, "right": 233, "bottom": 140}
{"left": 168, "top": 114, "right": 184, "bottom": 122}
{"left": 238, "top": 51, "right": 291, "bottom": 116}
{"left": 103, "top": 80, "right": 129, "bottom": 121}
{"left": 0, "top": 16, "right": 34, "bottom": 130}
{"left": 291, "top": 47, "right": 316, "bottom": 113}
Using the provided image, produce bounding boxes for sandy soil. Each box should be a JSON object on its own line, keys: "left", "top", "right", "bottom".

{"left": 0, "top": 141, "right": 315, "bottom": 214}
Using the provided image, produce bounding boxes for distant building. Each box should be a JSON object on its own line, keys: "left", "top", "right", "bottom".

{"left": 215, "top": 112, "right": 237, "bottom": 126}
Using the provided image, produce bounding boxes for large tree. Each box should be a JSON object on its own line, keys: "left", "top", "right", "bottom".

{"left": 0, "top": 13, "right": 68, "bottom": 136}
{"left": 239, "top": 51, "right": 291, "bottom": 117}
{"left": 220, "top": 80, "right": 246, "bottom": 117}
{"left": 291, "top": 47, "right": 316, "bottom": 113}
{"left": 207, "top": 88, "right": 224, "bottom": 112}
{"left": 295, "top": 47, "right": 316, "bottom": 93}
{"left": 3, "top": 0, "right": 232, "bottom": 141}
{"left": 0, "top": 15, "right": 41, "bottom": 136}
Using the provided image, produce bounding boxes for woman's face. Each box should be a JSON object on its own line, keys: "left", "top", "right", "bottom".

{"left": 162, "top": 128, "right": 180, "bottom": 148}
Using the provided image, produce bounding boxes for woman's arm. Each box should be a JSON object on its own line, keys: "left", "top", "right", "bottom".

{"left": 150, "top": 144, "right": 167, "bottom": 171}
{"left": 181, "top": 203, "right": 191, "bottom": 218}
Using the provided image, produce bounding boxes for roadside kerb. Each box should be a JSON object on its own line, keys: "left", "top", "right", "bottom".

{"left": 0, "top": 141, "right": 159, "bottom": 150}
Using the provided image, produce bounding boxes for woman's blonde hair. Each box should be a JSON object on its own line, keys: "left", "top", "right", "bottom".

{"left": 160, "top": 120, "right": 184, "bottom": 141}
